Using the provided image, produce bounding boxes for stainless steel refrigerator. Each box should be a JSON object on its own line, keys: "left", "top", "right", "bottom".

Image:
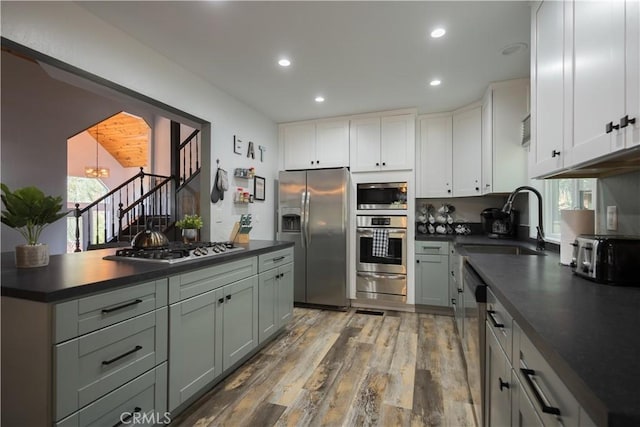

{"left": 277, "top": 168, "right": 349, "bottom": 307}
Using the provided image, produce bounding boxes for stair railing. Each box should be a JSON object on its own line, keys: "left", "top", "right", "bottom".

{"left": 73, "top": 168, "right": 172, "bottom": 251}
{"left": 117, "top": 176, "right": 174, "bottom": 243}
{"left": 177, "top": 129, "right": 201, "bottom": 190}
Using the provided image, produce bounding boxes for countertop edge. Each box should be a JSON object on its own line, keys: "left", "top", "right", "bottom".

{"left": 465, "top": 256, "right": 613, "bottom": 427}
{"left": 1, "top": 240, "right": 294, "bottom": 303}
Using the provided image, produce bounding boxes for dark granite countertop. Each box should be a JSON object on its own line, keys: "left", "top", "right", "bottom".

{"left": 1, "top": 240, "right": 293, "bottom": 303}
{"left": 465, "top": 250, "right": 640, "bottom": 426}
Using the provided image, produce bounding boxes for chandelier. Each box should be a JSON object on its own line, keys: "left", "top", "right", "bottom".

{"left": 85, "top": 123, "right": 110, "bottom": 178}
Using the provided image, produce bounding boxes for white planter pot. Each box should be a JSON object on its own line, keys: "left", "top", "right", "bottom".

{"left": 15, "top": 244, "right": 50, "bottom": 268}
{"left": 181, "top": 228, "right": 198, "bottom": 243}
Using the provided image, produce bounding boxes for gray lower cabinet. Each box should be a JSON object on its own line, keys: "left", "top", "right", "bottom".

{"left": 415, "top": 242, "right": 449, "bottom": 307}
{"left": 516, "top": 322, "right": 580, "bottom": 426}
{"left": 485, "top": 326, "right": 512, "bottom": 427}
{"left": 56, "top": 363, "right": 167, "bottom": 427}
{"left": 222, "top": 275, "right": 258, "bottom": 370}
{"left": 168, "top": 288, "right": 223, "bottom": 411}
{"left": 511, "top": 369, "right": 544, "bottom": 427}
{"left": 277, "top": 263, "right": 294, "bottom": 325}
{"left": 258, "top": 262, "right": 294, "bottom": 344}
{"left": 485, "top": 300, "right": 589, "bottom": 426}
{"left": 169, "top": 264, "right": 258, "bottom": 411}
{"left": 415, "top": 254, "right": 449, "bottom": 306}
{"left": 55, "top": 308, "right": 168, "bottom": 420}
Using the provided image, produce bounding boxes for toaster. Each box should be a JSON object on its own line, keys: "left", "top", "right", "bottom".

{"left": 571, "top": 235, "right": 640, "bottom": 285}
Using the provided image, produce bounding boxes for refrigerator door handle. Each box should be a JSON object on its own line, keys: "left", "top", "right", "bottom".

{"left": 300, "top": 191, "right": 307, "bottom": 248}
{"left": 305, "top": 191, "right": 311, "bottom": 247}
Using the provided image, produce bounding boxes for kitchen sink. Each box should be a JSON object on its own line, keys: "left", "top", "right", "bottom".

{"left": 460, "top": 244, "right": 545, "bottom": 256}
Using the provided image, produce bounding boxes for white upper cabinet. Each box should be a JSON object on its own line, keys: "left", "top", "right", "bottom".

{"left": 531, "top": 0, "right": 639, "bottom": 178}
{"left": 381, "top": 114, "right": 415, "bottom": 171}
{"left": 482, "top": 79, "right": 529, "bottom": 194}
{"left": 531, "top": 0, "right": 567, "bottom": 178}
{"left": 624, "top": 0, "right": 640, "bottom": 150}
{"left": 452, "top": 105, "right": 482, "bottom": 197}
{"left": 349, "top": 117, "right": 381, "bottom": 172}
{"left": 416, "top": 113, "right": 453, "bottom": 198}
{"left": 565, "top": 0, "right": 626, "bottom": 167}
{"left": 282, "top": 122, "right": 315, "bottom": 170}
{"left": 281, "top": 119, "right": 349, "bottom": 170}
{"left": 350, "top": 113, "right": 415, "bottom": 172}
{"left": 314, "top": 119, "right": 350, "bottom": 168}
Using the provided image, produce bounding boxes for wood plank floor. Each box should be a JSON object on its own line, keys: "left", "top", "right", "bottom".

{"left": 171, "top": 308, "right": 476, "bottom": 427}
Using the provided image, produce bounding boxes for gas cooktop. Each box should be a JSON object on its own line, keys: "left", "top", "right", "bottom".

{"left": 102, "top": 241, "right": 244, "bottom": 264}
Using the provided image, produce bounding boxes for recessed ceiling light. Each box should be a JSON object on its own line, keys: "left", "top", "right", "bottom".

{"left": 430, "top": 28, "right": 446, "bottom": 38}
{"left": 430, "top": 80, "right": 441, "bottom": 87}
{"left": 315, "top": 96, "right": 325, "bottom": 103}
{"left": 501, "top": 42, "right": 528, "bottom": 56}
{"left": 278, "top": 58, "right": 291, "bottom": 67}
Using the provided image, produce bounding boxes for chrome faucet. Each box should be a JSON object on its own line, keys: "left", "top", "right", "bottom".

{"left": 502, "top": 186, "right": 545, "bottom": 251}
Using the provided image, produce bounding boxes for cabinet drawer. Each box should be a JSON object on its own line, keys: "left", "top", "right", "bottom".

{"left": 55, "top": 279, "right": 168, "bottom": 343}
{"left": 258, "top": 248, "right": 294, "bottom": 272}
{"left": 486, "top": 287, "right": 513, "bottom": 362}
{"left": 55, "top": 308, "right": 168, "bottom": 421}
{"left": 516, "top": 329, "right": 580, "bottom": 426}
{"left": 169, "top": 256, "right": 257, "bottom": 302}
{"left": 56, "top": 363, "right": 167, "bottom": 427}
{"left": 415, "top": 241, "right": 449, "bottom": 255}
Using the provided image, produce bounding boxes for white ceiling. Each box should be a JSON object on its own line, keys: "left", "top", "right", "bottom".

{"left": 78, "top": 1, "right": 531, "bottom": 123}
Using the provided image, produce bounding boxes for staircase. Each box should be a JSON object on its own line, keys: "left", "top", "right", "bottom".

{"left": 73, "top": 126, "right": 201, "bottom": 251}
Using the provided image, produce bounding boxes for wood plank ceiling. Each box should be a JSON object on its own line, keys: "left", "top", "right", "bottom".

{"left": 87, "top": 112, "right": 150, "bottom": 167}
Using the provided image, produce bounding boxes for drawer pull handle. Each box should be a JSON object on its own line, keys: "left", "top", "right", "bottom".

{"left": 520, "top": 367, "right": 561, "bottom": 416}
{"left": 226, "top": 295, "right": 232, "bottom": 301}
{"left": 273, "top": 256, "right": 286, "bottom": 262}
{"left": 620, "top": 115, "right": 636, "bottom": 128}
{"left": 606, "top": 121, "right": 620, "bottom": 133}
{"left": 499, "top": 377, "right": 509, "bottom": 391}
{"left": 113, "top": 406, "right": 141, "bottom": 427}
{"left": 102, "top": 299, "right": 143, "bottom": 314}
{"left": 102, "top": 345, "right": 142, "bottom": 366}
{"left": 487, "top": 310, "right": 504, "bottom": 328}
{"left": 218, "top": 297, "right": 225, "bottom": 304}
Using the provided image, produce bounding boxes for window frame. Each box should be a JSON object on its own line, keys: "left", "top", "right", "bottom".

{"left": 543, "top": 178, "right": 596, "bottom": 243}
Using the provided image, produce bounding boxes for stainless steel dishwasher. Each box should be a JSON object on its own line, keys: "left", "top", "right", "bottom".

{"left": 462, "top": 260, "right": 487, "bottom": 427}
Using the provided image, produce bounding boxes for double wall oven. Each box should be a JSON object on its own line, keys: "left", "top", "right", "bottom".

{"left": 356, "top": 215, "right": 407, "bottom": 302}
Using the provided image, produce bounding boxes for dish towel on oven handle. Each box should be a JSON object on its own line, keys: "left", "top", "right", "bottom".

{"left": 372, "top": 229, "right": 389, "bottom": 258}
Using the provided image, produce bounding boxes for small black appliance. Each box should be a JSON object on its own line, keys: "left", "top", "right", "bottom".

{"left": 481, "top": 208, "right": 518, "bottom": 238}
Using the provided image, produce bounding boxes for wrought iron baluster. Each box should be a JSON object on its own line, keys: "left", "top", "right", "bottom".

{"left": 195, "top": 133, "right": 200, "bottom": 170}
{"left": 182, "top": 149, "right": 186, "bottom": 183}
{"left": 118, "top": 203, "right": 123, "bottom": 242}
{"left": 189, "top": 141, "right": 193, "bottom": 177}
{"left": 94, "top": 207, "right": 99, "bottom": 246}
{"left": 110, "top": 194, "right": 115, "bottom": 242}
{"left": 74, "top": 203, "right": 81, "bottom": 252}
{"left": 103, "top": 199, "right": 107, "bottom": 244}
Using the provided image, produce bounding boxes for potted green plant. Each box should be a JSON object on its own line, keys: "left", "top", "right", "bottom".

{"left": 1, "top": 184, "right": 68, "bottom": 268}
{"left": 175, "top": 214, "right": 203, "bottom": 243}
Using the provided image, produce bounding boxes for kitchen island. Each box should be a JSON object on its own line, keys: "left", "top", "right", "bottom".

{"left": 1, "top": 240, "right": 294, "bottom": 426}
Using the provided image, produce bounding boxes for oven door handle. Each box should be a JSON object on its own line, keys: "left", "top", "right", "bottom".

{"left": 356, "top": 228, "right": 407, "bottom": 236}
{"left": 357, "top": 272, "right": 406, "bottom": 280}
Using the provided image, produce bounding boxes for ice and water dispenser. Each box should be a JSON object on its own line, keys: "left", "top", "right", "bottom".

{"left": 280, "top": 208, "right": 301, "bottom": 232}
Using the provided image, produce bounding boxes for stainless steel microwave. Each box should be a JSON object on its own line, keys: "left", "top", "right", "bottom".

{"left": 356, "top": 182, "right": 407, "bottom": 210}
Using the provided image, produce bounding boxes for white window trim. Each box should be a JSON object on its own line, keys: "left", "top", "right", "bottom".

{"left": 541, "top": 179, "right": 597, "bottom": 244}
